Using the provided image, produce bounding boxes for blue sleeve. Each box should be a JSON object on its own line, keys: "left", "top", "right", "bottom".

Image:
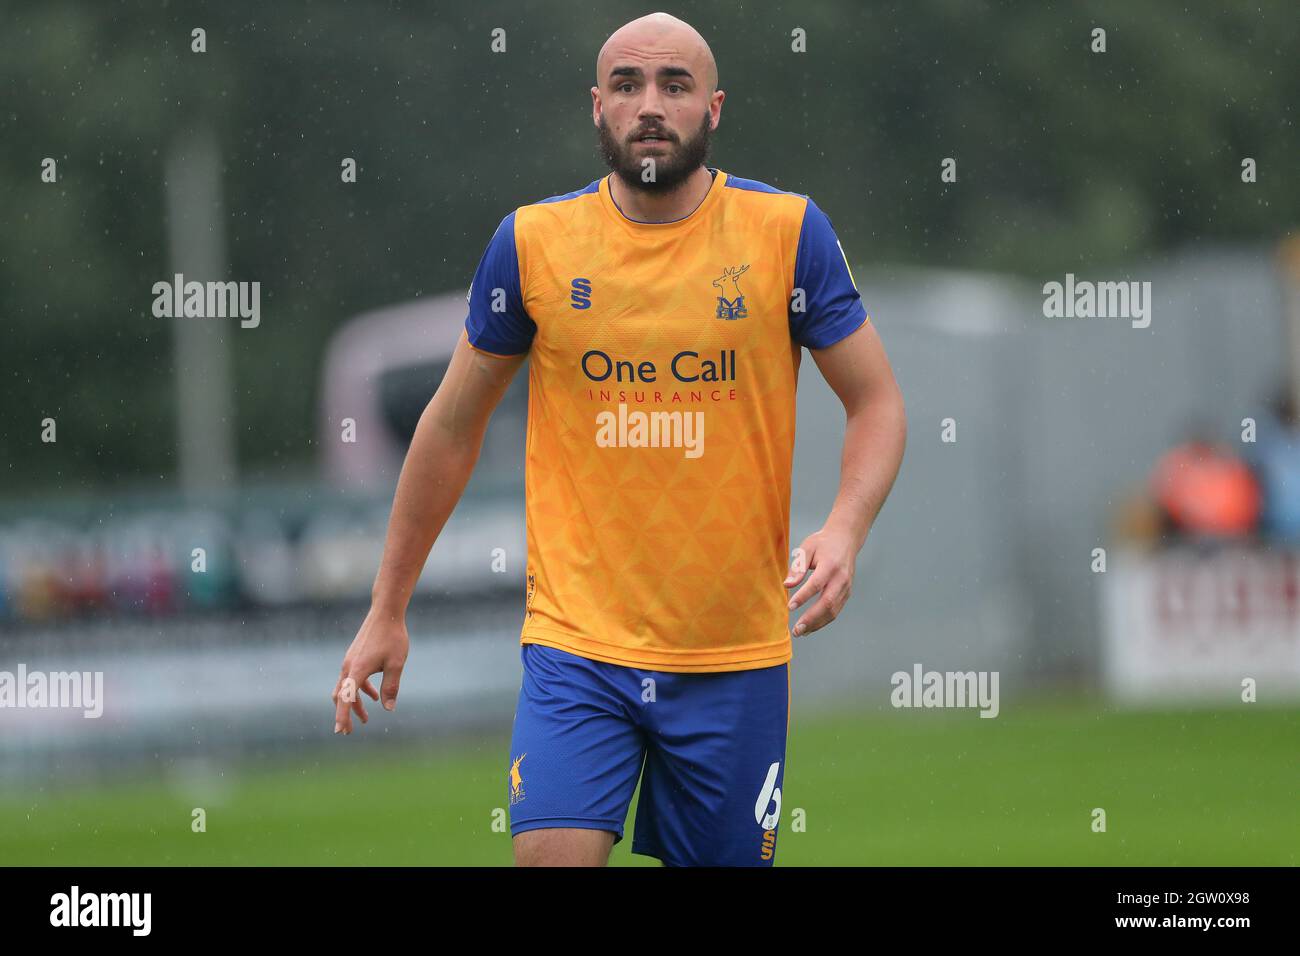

{"left": 464, "top": 212, "right": 535, "bottom": 355}
{"left": 788, "top": 198, "right": 869, "bottom": 349}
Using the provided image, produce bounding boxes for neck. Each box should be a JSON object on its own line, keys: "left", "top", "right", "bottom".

{"left": 608, "top": 166, "right": 714, "bottom": 223}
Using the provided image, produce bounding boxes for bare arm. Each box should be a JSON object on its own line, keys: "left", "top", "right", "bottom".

{"left": 332, "top": 331, "right": 527, "bottom": 734}
{"left": 785, "top": 320, "right": 907, "bottom": 636}
{"left": 372, "top": 332, "right": 526, "bottom": 613}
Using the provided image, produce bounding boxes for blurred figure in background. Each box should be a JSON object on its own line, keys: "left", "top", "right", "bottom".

{"left": 1245, "top": 388, "right": 1300, "bottom": 545}
{"left": 1148, "top": 421, "right": 1261, "bottom": 546}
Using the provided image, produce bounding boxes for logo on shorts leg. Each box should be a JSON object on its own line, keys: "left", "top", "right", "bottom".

{"left": 509, "top": 753, "right": 527, "bottom": 805}
{"left": 754, "top": 760, "right": 781, "bottom": 861}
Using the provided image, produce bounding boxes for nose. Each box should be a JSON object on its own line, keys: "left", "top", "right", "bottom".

{"left": 637, "top": 86, "right": 667, "bottom": 122}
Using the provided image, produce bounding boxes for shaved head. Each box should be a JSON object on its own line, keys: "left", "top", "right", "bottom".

{"left": 592, "top": 13, "right": 724, "bottom": 197}
{"left": 597, "top": 12, "right": 718, "bottom": 93}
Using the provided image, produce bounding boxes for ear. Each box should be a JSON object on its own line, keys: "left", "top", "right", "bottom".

{"left": 710, "top": 89, "right": 726, "bottom": 129}
{"left": 591, "top": 86, "right": 602, "bottom": 127}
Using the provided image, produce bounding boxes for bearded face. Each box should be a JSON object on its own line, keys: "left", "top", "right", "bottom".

{"left": 598, "top": 109, "right": 713, "bottom": 195}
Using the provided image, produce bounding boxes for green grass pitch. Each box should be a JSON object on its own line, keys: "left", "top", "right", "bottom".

{"left": 2, "top": 700, "right": 1296, "bottom": 865}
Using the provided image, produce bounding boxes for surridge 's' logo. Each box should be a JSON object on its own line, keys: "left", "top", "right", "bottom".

{"left": 571, "top": 277, "right": 592, "bottom": 310}
{"left": 509, "top": 753, "right": 527, "bottom": 805}
{"left": 713, "top": 265, "right": 749, "bottom": 320}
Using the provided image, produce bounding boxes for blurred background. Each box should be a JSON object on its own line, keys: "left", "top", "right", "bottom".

{"left": 1, "top": 0, "right": 1298, "bottom": 865}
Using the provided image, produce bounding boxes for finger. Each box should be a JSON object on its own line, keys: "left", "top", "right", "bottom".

{"left": 360, "top": 678, "right": 380, "bottom": 701}
{"left": 783, "top": 543, "right": 813, "bottom": 586}
{"left": 788, "top": 566, "right": 826, "bottom": 611}
{"left": 793, "top": 581, "right": 847, "bottom": 636}
{"left": 334, "top": 673, "right": 360, "bottom": 735}
{"left": 334, "top": 693, "right": 352, "bottom": 735}
{"left": 330, "top": 674, "right": 350, "bottom": 706}
{"left": 380, "top": 659, "right": 405, "bottom": 712}
{"left": 331, "top": 658, "right": 353, "bottom": 705}
{"left": 351, "top": 693, "right": 369, "bottom": 725}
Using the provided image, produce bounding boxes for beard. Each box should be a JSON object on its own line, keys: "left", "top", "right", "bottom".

{"left": 597, "top": 110, "right": 713, "bottom": 194}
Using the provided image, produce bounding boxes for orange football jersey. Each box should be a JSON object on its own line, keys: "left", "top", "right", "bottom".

{"left": 465, "top": 168, "right": 868, "bottom": 671}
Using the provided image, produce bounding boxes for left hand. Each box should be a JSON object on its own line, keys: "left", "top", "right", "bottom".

{"left": 784, "top": 527, "right": 857, "bottom": 637}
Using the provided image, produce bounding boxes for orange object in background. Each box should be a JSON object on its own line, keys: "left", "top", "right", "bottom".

{"left": 1149, "top": 441, "right": 1262, "bottom": 536}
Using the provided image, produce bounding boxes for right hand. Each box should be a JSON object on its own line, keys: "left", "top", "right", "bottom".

{"left": 332, "top": 606, "right": 409, "bottom": 735}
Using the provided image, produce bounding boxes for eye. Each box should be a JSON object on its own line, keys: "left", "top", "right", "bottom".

{"left": 618, "top": 82, "right": 635, "bottom": 93}
{"left": 666, "top": 84, "right": 685, "bottom": 94}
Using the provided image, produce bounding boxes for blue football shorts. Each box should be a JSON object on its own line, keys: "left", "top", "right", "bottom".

{"left": 506, "top": 641, "right": 790, "bottom": 866}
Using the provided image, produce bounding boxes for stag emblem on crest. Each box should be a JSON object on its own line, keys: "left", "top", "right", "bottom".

{"left": 712, "top": 265, "right": 750, "bottom": 320}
